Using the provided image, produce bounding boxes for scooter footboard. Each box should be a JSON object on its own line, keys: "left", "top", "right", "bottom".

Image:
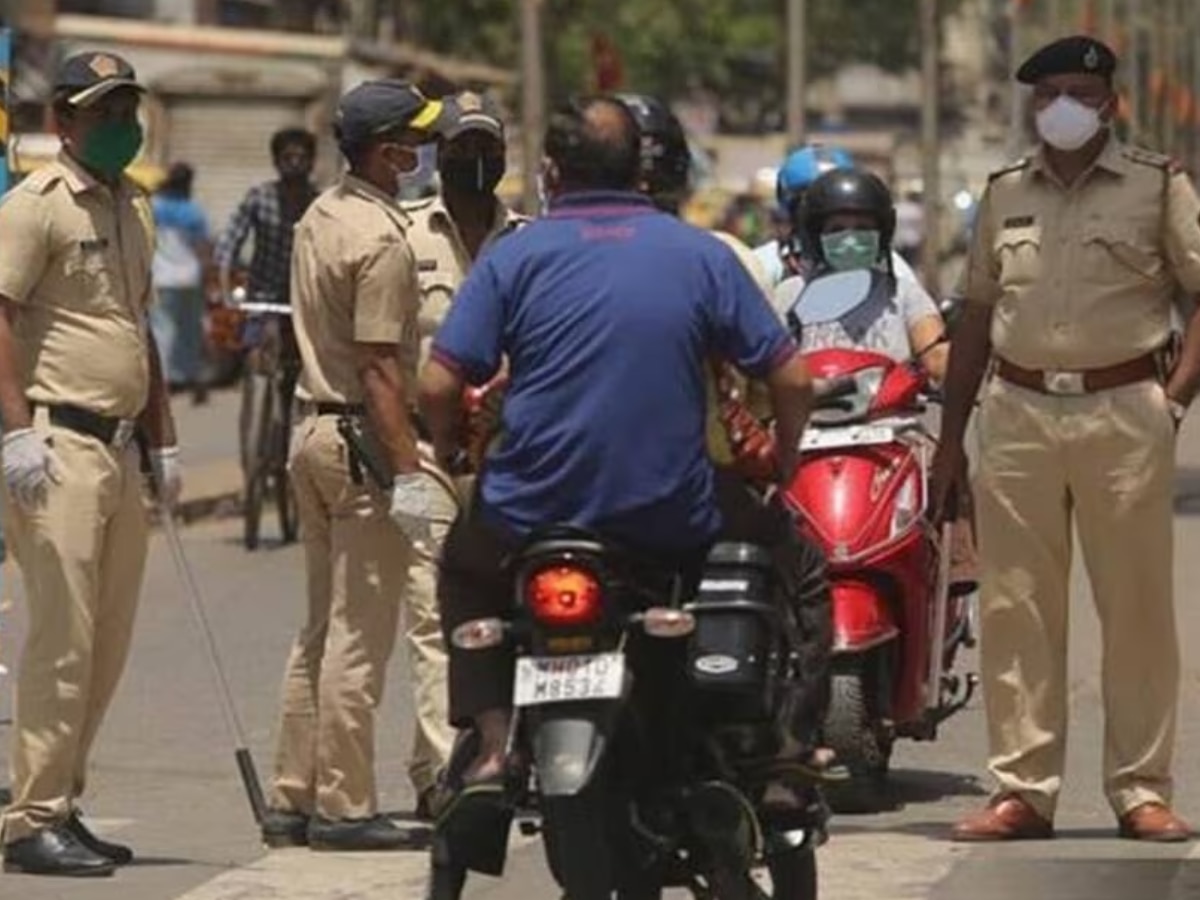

{"left": 831, "top": 578, "right": 899, "bottom": 652}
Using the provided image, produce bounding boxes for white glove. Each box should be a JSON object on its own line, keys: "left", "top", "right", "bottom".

{"left": 149, "top": 445, "right": 183, "bottom": 510}
{"left": 2, "top": 428, "right": 62, "bottom": 508}
{"left": 389, "top": 469, "right": 458, "bottom": 547}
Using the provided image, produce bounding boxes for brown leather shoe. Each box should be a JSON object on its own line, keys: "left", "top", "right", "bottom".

{"left": 1117, "top": 803, "right": 1191, "bottom": 843}
{"left": 951, "top": 794, "right": 1054, "bottom": 842}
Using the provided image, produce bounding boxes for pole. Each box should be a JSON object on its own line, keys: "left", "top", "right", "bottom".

{"left": 920, "top": 0, "right": 941, "bottom": 296}
{"left": 160, "top": 511, "right": 267, "bottom": 826}
{"left": 519, "top": 0, "right": 545, "bottom": 214}
{"left": 786, "top": 0, "right": 808, "bottom": 148}
{"left": 0, "top": 28, "right": 10, "bottom": 196}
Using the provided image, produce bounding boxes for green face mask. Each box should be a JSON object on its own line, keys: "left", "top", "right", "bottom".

{"left": 820, "top": 229, "right": 882, "bottom": 272}
{"left": 79, "top": 120, "right": 143, "bottom": 178}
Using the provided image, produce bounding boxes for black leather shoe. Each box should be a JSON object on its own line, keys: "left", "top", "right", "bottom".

{"left": 261, "top": 809, "right": 310, "bottom": 848}
{"left": 308, "top": 815, "right": 430, "bottom": 852}
{"left": 3, "top": 825, "right": 116, "bottom": 877}
{"left": 65, "top": 811, "right": 133, "bottom": 866}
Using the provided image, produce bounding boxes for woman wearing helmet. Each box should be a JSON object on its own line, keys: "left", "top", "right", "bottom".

{"left": 778, "top": 166, "right": 950, "bottom": 384}
{"left": 783, "top": 166, "right": 977, "bottom": 594}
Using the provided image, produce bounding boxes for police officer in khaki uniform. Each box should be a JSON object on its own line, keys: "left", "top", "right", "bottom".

{"left": 405, "top": 92, "right": 526, "bottom": 370}
{"left": 0, "top": 53, "right": 180, "bottom": 877}
{"left": 260, "top": 80, "right": 459, "bottom": 852}
{"left": 934, "top": 36, "right": 1200, "bottom": 842}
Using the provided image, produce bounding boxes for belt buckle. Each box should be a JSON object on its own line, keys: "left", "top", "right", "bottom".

{"left": 1043, "top": 370, "right": 1087, "bottom": 396}
{"left": 112, "top": 420, "right": 136, "bottom": 450}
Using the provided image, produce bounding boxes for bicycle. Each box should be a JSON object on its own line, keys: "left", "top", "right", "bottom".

{"left": 236, "top": 297, "right": 301, "bottom": 551}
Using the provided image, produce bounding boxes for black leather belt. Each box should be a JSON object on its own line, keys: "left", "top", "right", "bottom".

{"left": 37, "top": 403, "right": 138, "bottom": 447}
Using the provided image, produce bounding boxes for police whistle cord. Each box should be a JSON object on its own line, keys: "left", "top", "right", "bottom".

{"left": 158, "top": 493, "right": 269, "bottom": 826}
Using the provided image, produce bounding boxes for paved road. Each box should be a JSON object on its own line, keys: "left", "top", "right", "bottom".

{"left": 2, "top": 410, "right": 1200, "bottom": 898}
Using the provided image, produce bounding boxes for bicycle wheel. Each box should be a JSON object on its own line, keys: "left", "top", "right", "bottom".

{"left": 243, "top": 373, "right": 274, "bottom": 551}
{"left": 274, "top": 400, "right": 298, "bottom": 545}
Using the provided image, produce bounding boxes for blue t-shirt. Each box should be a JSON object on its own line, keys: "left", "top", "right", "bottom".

{"left": 433, "top": 191, "right": 796, "bottom": 552}
{"left": 152, "top": 195, "right": 209, "bottom": 289}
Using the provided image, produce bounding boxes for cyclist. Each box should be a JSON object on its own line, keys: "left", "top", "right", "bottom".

{"left": 215, "top": 128, "right": 319, "bottom": 541}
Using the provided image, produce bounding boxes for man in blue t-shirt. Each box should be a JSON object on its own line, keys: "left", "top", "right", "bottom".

{"left": 417, "top": 96, "right": 813, "bottom": 786}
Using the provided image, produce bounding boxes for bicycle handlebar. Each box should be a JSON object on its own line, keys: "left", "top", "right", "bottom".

{"left": 236, "top": 302, "right": 293, "bottom": 316}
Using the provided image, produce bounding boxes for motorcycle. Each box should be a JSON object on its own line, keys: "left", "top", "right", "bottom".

{"left": 427, "top": 530, "right": 826, "bottom": 900}
{"left": 780, "top": 270, "right": 978, "bottom": 811}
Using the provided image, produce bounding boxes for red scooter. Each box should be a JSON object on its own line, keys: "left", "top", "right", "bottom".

{"left": 780, "top": 270, "right": 977, "bottom": 811}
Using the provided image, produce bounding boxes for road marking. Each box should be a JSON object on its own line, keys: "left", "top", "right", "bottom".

{"left": 173, "top": 832, "right": 540, "bottom": 900}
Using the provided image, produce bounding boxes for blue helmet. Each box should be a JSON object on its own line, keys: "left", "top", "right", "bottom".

{"left": 776, "top": 145, "right": 855, "bottom": 211}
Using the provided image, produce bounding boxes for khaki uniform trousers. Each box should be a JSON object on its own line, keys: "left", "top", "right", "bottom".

{"left": 0, "top": 415, "right": 148, "bottom": 843}
{"left": 974, "top": 377, "right": 1178, "bottom": 819}
{"left": 271, "top": 413, "right": 453, "bottom": 821}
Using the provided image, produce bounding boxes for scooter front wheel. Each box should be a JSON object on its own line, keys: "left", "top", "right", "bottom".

{"left": 822, "top": 662, "right": 892, "bottom": 813}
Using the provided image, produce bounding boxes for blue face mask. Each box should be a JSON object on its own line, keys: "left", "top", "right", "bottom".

{"left": 820, "top": 229, "right": 882, "bottom": 271}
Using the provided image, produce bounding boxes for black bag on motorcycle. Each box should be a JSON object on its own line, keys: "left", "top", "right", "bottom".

{"left": 686, "top": 542, "right": 782, "bottom": 723}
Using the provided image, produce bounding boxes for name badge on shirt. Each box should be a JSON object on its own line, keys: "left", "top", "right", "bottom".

{"left": 79, "top": 238, "right": 109, "bottom": 253}
{"left": 1002, "top": 215, "right": 1035, "bottom": 230}
{"left": 418, "top": 259, "right": 438, "bottom": 272}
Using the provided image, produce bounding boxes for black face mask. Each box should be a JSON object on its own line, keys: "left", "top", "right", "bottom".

{"left": 440, "top": 156, "right": 504, "bottom": 195}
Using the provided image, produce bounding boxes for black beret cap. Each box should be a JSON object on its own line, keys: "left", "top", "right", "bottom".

{"left": 1016, "top": 35, "right": 1117, "bottom": 84}
{"left": 334, "top": 79, "right": 456, "bottom": 150}
{"left": 55, "top": 51, "right": 144, "bottom": 107}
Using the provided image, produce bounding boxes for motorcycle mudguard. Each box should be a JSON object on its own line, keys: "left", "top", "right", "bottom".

{"left": 831, "top": 579, "right": 899, "bottom": 652}
{"left": 531, "top": 713, "right": 611, "bottom": 797}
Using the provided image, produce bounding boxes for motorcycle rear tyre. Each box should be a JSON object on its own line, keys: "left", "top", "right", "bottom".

{"left": 541, "top": 775, "right": 659, "bottom": 900}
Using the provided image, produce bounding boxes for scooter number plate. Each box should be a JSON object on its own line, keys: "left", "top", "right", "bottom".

{"left": 513, "top": 653, "right": 625, "bottom": 707}
{"left": 801, "top": 424, "right": 895, "bottom": 450}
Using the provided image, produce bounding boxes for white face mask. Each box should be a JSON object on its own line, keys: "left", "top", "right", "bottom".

{"left": 1035, "top": 96, "right": 1104, "bottom": 151}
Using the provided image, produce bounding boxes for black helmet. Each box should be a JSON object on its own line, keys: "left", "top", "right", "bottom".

{"left": 800, "top": 167, "right": 896, "bottom": 267}
{"left": 615, "top": 93, "right": 691, "bottom": 209}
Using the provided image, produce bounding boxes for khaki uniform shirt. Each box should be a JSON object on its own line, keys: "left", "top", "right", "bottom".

{"left": 963, "top": 136, "right": 1200, "bottom": 370}
{"left": 0, "top": 152, "right": 155, "bottom": 419}
{"left": 402, "top": 195, "right": 526, "bottom": 368}
{"left": 292, "top": 175, "right": 421, "bottom": 405}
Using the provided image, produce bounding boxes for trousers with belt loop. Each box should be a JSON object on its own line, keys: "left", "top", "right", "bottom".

{"left": 270, "top": 412, "right": 454, "bottom": 820}
{"left": 974, "top": 369, "right": 1178, "bottom": 820}
{"left": 0, "top": 406, "right": 148, "bottom": 843}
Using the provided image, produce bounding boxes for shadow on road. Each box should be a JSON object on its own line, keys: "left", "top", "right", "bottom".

{"left": 830, "top": 767, "right": 987, "bottom": 818}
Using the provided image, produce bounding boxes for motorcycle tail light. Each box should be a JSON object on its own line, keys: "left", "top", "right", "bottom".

{"left": 451, "top": 617, "right": 506, "bottom": 649}
{"left": 641, "top": 607, "right": 696, "bottom": 638}
{"left": 526, "top": 565, "right": 603, "bottom": 626}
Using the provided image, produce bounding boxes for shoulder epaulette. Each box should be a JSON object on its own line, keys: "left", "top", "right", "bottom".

{"left": 22, "top": 166, "right": 64, "bottom": 195}
{"left": 1123, "top": 145, "right": 1174, "bottom": 171}
{"left": 987, "top": 158, "right": 1031, "bottom": 183}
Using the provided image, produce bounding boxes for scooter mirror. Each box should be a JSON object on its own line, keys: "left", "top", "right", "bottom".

{"left": 788, "top": 269, "right": 874, "bottom": 326}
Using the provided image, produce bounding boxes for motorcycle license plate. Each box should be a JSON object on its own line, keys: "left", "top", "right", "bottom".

{"left": 801, "top": 424, "right": 896, "bottom": 450}
{"left": 513, "top": 653, "right": 625, "bottom": 707}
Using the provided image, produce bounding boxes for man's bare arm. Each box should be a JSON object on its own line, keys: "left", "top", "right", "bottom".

{"left": 763, "top": 351, "right": 813, "bottom": 481}
{"left": 356, "top": 343, "right": 420, "bottom": 474}
{"left": 418, "top": 358, "right": 468, "bottom": 469}
{"left": 0, "top": 298, "right": 31, "bottom": 431}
